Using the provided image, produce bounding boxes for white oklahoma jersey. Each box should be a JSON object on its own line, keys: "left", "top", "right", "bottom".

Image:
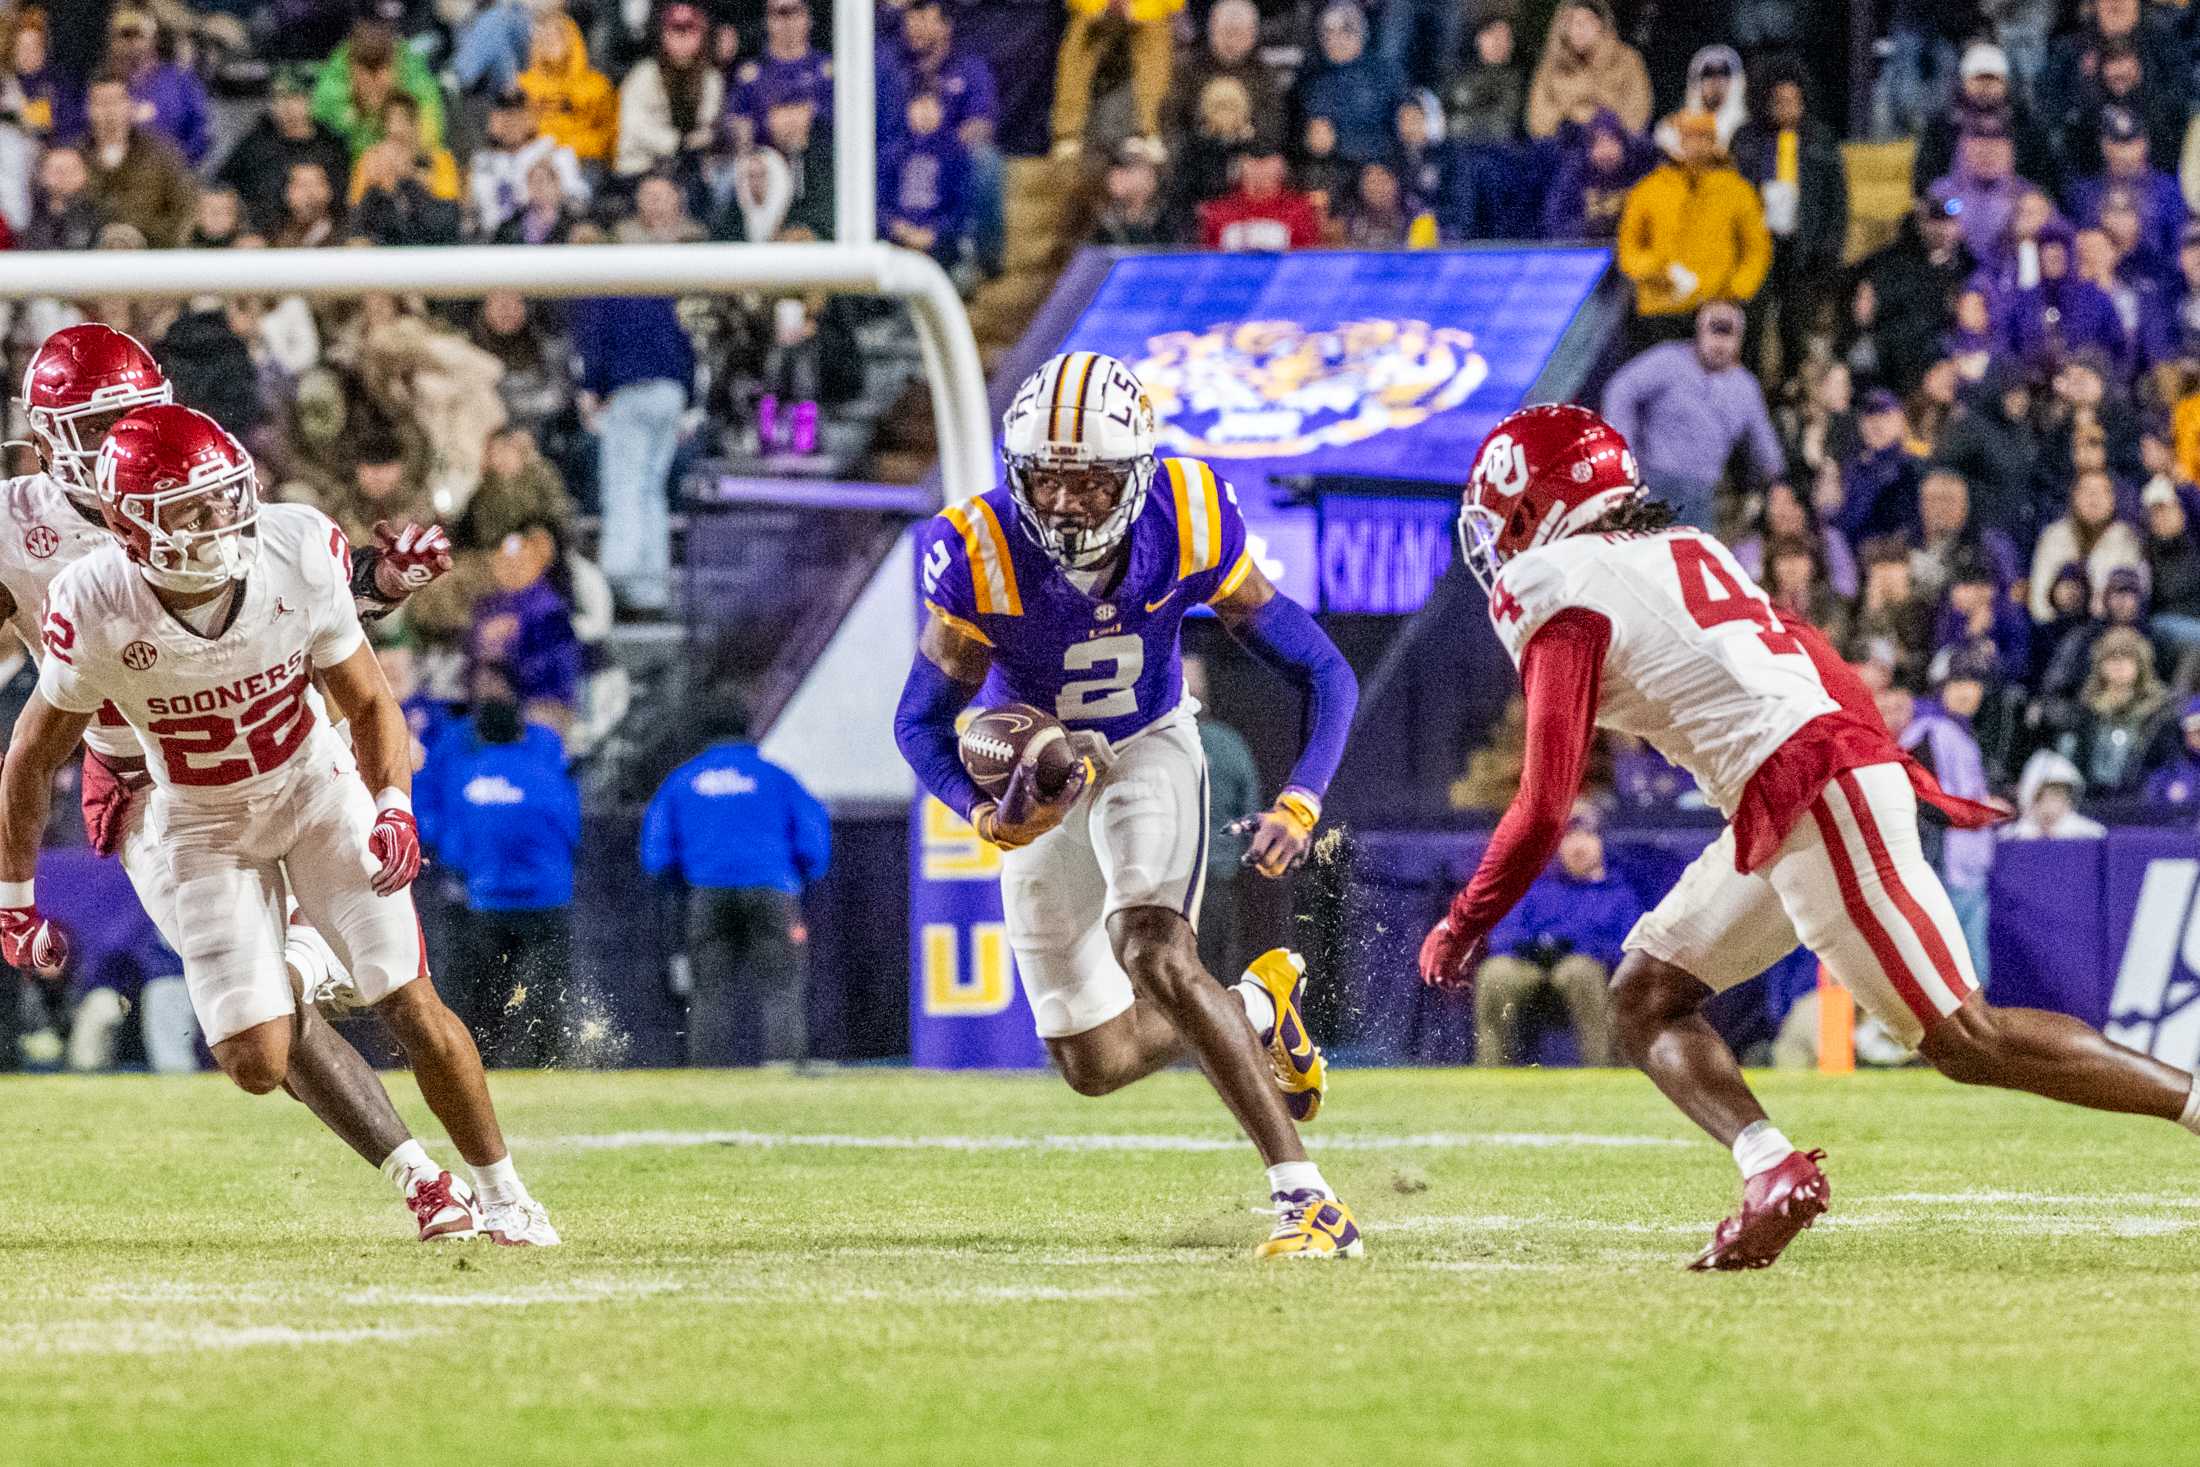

{"left": 1487, "top": 526, "right": 1839, "bottom": 815}
{"left": 0, "top": 471, "right": 145, "bottom": 764}
{"left": 1489, "top": 524, "right": 1979, "bottom": 1048}
{"left": 34, "top": 503, "right": 422, "bottom": 1044}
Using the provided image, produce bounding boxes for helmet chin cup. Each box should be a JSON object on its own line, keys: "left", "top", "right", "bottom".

{"left": 137, "top": 515, "right": 259, "bottom": 594}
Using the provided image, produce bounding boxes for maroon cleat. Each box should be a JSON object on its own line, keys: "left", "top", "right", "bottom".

{"left": 1689, "top": 1149, "right": 1829, "bottom": 1272}
{"left": 407, "top": 1170, "right": 482, "bottom": 1243}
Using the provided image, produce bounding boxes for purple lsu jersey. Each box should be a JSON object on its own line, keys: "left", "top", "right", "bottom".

{"left": 920, "top": 458, "right": 1252, "bottom": 745}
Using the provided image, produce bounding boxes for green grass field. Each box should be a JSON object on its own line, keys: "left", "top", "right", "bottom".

{"left": 1, "top": 1066, "right": 2194, "bottom": 1466}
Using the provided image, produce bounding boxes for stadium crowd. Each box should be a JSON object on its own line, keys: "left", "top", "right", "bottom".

{"left": 19, "top": 0, "right": 2200, "bottom": 1068}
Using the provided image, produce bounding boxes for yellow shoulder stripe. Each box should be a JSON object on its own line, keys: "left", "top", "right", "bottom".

{"left": 1166, "top": 458, "right": 1226, "bottom": 580}
{"left": 1207, "top": 550, "right": 1254, "bottom": 604}
{"left": 939, "top": 500, "right": 1022, "bottom": 616}
{"left": 923, "top": 600, "right": 994, "bottom": 646}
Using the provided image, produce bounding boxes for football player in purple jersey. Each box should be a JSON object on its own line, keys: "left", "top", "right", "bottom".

{"left": 895, "top": 352, "right": 1363, "bottom": 1259}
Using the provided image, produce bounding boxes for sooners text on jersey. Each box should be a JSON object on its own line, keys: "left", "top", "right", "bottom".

{"left": 35, "top": 503, "right": 366, "bottom": 801}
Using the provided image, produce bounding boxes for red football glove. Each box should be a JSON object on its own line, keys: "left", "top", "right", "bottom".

{"left": 1418, "top": 915, "right": 1485, "bottom": 992}
{"left": 368, "top": 804, "right": 422, "bottom": 896}
{"left": 79, "top": 748, "right": 149, "bottom": 858}
{"left": 0, "top": 894, "right": 69, "bottom": 977}
{"left": 371, "top": 520, "right": 454, "bottom": 599}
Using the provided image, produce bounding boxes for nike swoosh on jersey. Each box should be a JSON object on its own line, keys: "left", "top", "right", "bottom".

{"left": 1144, "top": 588, "right": 1178, "bottom": 613}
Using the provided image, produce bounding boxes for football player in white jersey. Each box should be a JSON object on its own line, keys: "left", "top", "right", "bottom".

{"left": 0, "top": 325, "right": 489, "bottom": 1242}
{"left": 1418, "top": 404, "right": 2200, "bottom": 1270}
{"left": 0, "top": 404, "right": 556, "bottom": 1247}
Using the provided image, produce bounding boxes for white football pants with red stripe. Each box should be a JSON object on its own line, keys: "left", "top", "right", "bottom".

{"left": 1626, "top": 761, "right": 1978, "bottom": 1047}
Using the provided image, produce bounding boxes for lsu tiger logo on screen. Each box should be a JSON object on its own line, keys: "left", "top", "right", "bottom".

{"left": 1130, "top": 318, "right": 1489, "bottom": 460}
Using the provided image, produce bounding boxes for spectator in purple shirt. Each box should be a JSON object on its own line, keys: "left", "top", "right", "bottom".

{"left": 2, "top": 9, "right": 81, "bottom": 144}
{"left": 2005, "top": 221, "right": 2127, "bottom": 369}
{"left": 1539, "top": 106, "right": 1650, "bottom": 242}
{"left": 1894, "top": 665, "right": 1996, "bottom": 972}
{"left": 101, "top": 7, "right": 211, "bottom": 168}
{"left": 900, "top": 0, "right": 1001, "bottom": 274}
{"left": 729, "top": 0, "right": 834, "bottom": 151}
{"left": 1822, "top": 387, "right": 1919, "bottom": 543}
{"left": 1929, "top": 110, "right": 2026, "bottom": 264}
{"left": 2065, "top": 104, "right": 2185, "bottom": 267}
{"left": 881, "top": 90, "right": 968, "bottom": 266}
{"left": 469, "top": 522, "right": 585, "bottom": 729}
{"left": 1933, "top": 557, "right": 2032, "bottom": 687}
{"left": 2142, "top": 697, "right": 2200, "bottom": 809}
{"left": 1599, "top": 299, "right": 1787, "bottom": 530}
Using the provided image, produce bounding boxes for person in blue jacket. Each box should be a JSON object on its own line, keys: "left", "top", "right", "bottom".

{"left": 641, "top": 695, "right": 831, "bottom": 1067}
{"left": 1471, "top": 800, "right": 1643, "bottom": 1066}
{"left": 420, "top": 676, "right": 581, "bottom": 1067}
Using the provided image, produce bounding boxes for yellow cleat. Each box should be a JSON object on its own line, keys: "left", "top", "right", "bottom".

{"left": 1244, "top": 948, "right": 1327, "bottom": 1123}
{"left": 1255, "top": 1192, "right": 1364, "bottom": 1260}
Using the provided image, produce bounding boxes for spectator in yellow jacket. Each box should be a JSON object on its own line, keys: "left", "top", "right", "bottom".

{"left": 1051, "top": 0, "right": 1185, "bottom": 162}
{"left": 1616, "top": 111, "right": 1772, "bottom": 345}
{"left": 517, "top": 14, "right": 618, "bottom": 166}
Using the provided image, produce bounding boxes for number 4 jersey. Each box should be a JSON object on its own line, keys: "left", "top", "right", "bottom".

{"left": 37, "top": 502, "right": 366, "bottom": 802}
{"left": 919, "top": 458, "right": 1252, "bottom": 744}
{"left": 1488, "top": 527, "right": 1839, "bottom": 816}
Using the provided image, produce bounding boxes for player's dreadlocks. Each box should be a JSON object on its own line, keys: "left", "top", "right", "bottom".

{"left": 1585, "top": 497, "right": 1680, "bottom": 537}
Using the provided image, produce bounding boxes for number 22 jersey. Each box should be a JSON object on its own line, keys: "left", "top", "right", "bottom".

{"left": 1488, "top": 527, "right": 1840, "bottom": 817}
{"left": 919, "top": 458, "right": 1252, "bottom": 744}
{"left": 37, "top": 503, "right": 367, "bottom": 803}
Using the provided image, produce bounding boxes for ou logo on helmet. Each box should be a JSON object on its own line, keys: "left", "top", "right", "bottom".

{"left": 1476, "top": 433, "right": 1530, "bottom": 499}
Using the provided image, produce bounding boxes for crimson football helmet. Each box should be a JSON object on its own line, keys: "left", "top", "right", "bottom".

{"left": 1458, "top": 403, "right": 1642, "bottom": 594}
{"left": 21, "top": 324, "right": 173, "bottom": 510}
{"left": 94, "top": 404, "right": 260, "bottom": 593}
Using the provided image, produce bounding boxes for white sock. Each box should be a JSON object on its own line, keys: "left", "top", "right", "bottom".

{"left": 378, "top": 1139, "right": 436, "bottom": 1196}
{"left": 2179, "top": 1078, "right": 2200, "bottom": 1137}
{"left": 468, "top": 1155, "right": 525, "bottom": 1208}
{"left": 1732, "top": 1121, "right": 1796, "bottom": 1180}
{"left": 1266, "top": 1160, "right": 1331, "bottom": 1200}
{"left": 1236, "top": 980, "right": 1277, "bottom": 1040}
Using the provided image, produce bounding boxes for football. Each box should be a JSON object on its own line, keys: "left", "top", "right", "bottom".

{"left": 959, "top": 703, "right": 1078, "bottom": 801}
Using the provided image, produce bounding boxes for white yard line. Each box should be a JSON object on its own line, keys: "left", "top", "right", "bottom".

{"left": 529, "top": 1129, "right": 1691, "bottom": 1154}
{"left": 1883, "top": 1191, "right": 2200, "bottom": 1208}
{"left": 0, "top": 1323, "right": 439, "bottom": 1357}
{"left": 1377, "top": 1213, "right": 1700, "bottom": 1236}
{"left": 340, "top": 1280, "right": 693, "bottom": 1308}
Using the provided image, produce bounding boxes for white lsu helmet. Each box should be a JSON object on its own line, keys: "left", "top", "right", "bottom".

{"left": 1000, "top": 350, "right": 1158, "bottom": 570}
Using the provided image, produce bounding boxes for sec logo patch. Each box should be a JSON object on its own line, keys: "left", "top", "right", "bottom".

{"left": 121, "top": 640, "right": 158, "bottom": 671}
{"left": 23, "top": 526, "right": 58, "bottom": 559}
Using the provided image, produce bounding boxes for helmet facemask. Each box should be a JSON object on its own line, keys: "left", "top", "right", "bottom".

{"left": 1007, "top": 453, "right": 1156, "bottom": 571}
{"left": 107, "top": 462, "right": 261, "bottom": 594}
{"left": 29, "top": 386, "right": 171, "bottom": 513}
{"left": 1456, "top": 497, "right": 1506, "bottom": 595}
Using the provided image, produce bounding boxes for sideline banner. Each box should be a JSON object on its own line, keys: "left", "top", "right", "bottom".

{"left": 1049, "top": 248, "right": 1613, "bottom": 611}
{"left": 1989, "top": 831, "right": 2200, "bottom": 1066}
{"left": 906, "top": 796, "right": 1046, "bottom": 1069}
